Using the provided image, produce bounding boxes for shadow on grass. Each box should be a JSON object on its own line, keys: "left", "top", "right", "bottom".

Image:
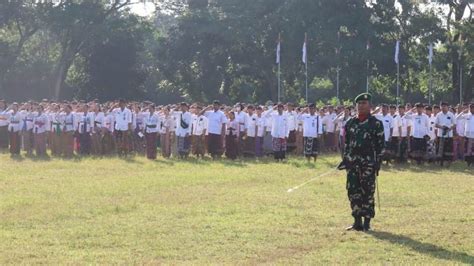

{"left": 369, "top": 231, "right": 474, "bottom": 264}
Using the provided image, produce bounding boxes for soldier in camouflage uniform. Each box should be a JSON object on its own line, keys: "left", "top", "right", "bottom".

{"left": 339, "top": 93, "right": 385, "bottom": 231}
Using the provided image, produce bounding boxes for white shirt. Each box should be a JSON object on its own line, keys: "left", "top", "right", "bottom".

{"left": 62, "top": 112, "right": 76, "bottom": 132}
{"left": 271, "top": 113, "right": 289, "bottom": 138}
{"left": 113, "top": 108, "right": 132, "bottom": 131}
{"left": 375, "top": 114, "right": 394, "bottom": 141}
{"left": 256, "top": 116, "right": 266, "bottom": 137}
{"left": 93, "top": 112, "right": 105, "bottom": 133}
{"left": 204, "top": 110, "right": 227, "bottom": 135}
{"left": 77, "top": 112, "right": 94, "bottom": 134}
{"left": 20, "top": 110, "right": 35, "bottom": 131}
{"left": 33, "top": 113, "right": 49, "bottom": 134}
{"left": 285, "top": 111, "right": 297, "bottom": 131}
{"left": 176, "top": 111, "right": 193, "bottom": 137}
{"left": 392, "top": 114, "right": 410, "bottom": 137}
{"left": 144, "top": 112, "right": 161, "bottom": 133}
{"left": 427, "top": 115, "right": 437, "bottom": 140}
{"left": 192, "top": 115, "right": 208, "bottom": 136}
{"left": 435, "top": 111, "right": 455, "bottom": 137}
{"left": 323, "top": 112, "right": 337, "bottom": 133}
{"left": 51, "top": 112, "right": 64, "bottom": 133}
{"left": 411, "top": 113, "right": 430, "bottom": 139}
{"left": 300, "top": 113, "right": 323, "bottom": 138}
{"left": 455, "top": 113, "right": 466, "bottom": 137}
{"left": 462, "top": 113, "right": 474, "bottom": 138}
{"left": 103, "top": 113, "right": 115, "bottom": 133}
{"left": 0, "top": 109, "right": 10, "bottom": 127}
{"left": 246, "top": 114, "right": 258, "bottom": 137}
{"left": 235, "top": 111, "right": 248, "bottom": 132}
{"left": 8, "top": 112, "right": 23, "bottom": 132}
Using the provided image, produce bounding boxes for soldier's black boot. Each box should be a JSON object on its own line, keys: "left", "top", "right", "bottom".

{"left": 346, "top": 216, "right": 363, "bottom": 231}
{"left": 363, "top": 218, "right": 371, "bottom": 231}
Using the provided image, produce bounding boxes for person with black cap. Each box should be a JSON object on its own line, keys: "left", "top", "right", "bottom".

{"left": 338, "top": 93, "right": 385, "bottom": 231}
{"left": 299, "top": 103, "right": 323, "bottom": 162}
{"left": 201, "top": 100, "right": 227, "bottom": 159}
{"left": 410, "top": 103, "right": 430, "bottom": 164}
{"left": 435, "top": 102, "right": 455, "bottom": 166}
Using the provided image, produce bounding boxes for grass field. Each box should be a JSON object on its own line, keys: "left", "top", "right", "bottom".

{"left": 0, "top": 152, "right": 473, "bottom": 264}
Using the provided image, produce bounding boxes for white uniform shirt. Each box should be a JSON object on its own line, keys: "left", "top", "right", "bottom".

{"left": 375, "top": 114, "right": 394, "bottom": 141}
{"left": 462, "top": 113, "right": 474, "bottom": 138}
{"left": 256, "top": 116, "right": 266, "bottom": 137}
{"left": 271, "top": 113, "right": 289, "bottom": 138}
{"left": 144, "top": 112, "right": 161, "bottom": 133}
{"left": 176, "top": 111, "right": 193, "bottom": 137}
{"left": 8, "top": 111, "right": 23, "bottom": 132}
{"left": 103, "top": 113, "right": 115, "bottom": 133}
{"left": 246, "top": 114, "right": 258, "bottom": 137}
{"left": 204, "top": 110, "right": 227, "bottom": 135}
{"left": 235, "top": 111, "right": 248, "bottom": 132}
{"left": 113, "top": 108, "right": 132, "bottom": 131}
{"left": 62, "top": 112, "right": 76, "bottom": 132}
{"left": 0, "top": 109, "right": 10, "bottom": 127}
{"left": 33, "top": 113, "right": 49, "bottom": 134}
{"left": 427, "top": 115, "right": 437, "bottom": 140}
{"left": 455, "top": 113, "right": 466, "bottom": 137}
{"left": 192, "top": 115, "right": 208, "bottom": 136}
{"left": 392, "top": 114, "right": 410, "bottom": 137}
{"left": 411, "top": 113, "right": 430, "bottom": 139}
{"left": 77, "top": 112, "right": 94, "bottom": 134}
{"left": 323, "top": 112, "right": 337, "bottom": 133}
{"left": 93, "top": 112, "right": 105, "bottom": 133}
{"left": 300, "top": 113, "right": 323, "bottom": 138}
{"left": 435, "top": 111, "right": 455, "bottom": 137}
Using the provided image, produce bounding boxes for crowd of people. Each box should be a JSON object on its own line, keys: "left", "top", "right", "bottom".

{"left": 0, "top": 98, "right": 473, "bottom": 167}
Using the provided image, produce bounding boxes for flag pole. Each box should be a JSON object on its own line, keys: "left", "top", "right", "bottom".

{"left": 396, "top": 61, "right": 400, "bottom": 106}
{"left": 429, "top": 61, "right": 432, "bottom": 105}
{"left": 278, "top": 33, "right": 281, "bottom": 102}
{"left": 366, "top": 59, "right": 369, "bottom": 93}
{"left": 428, "top": 43, "right": 433, "bottom": 105}
{"left": 336, "top": 67, "right": 340, "bottom": 103}
{"left": 305, "top": 33, "right": 308, "bottom": 103}
{"left": 459, "top": 40, "right": 463, "bottom": 105}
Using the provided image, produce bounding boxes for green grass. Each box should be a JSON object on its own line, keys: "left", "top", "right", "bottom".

{"left": 0, "top": 152, "right": 473, "bottom": 264}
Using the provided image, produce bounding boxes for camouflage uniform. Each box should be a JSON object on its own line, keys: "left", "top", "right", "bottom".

{"left": 343, "top": 115, "right": 385, "bottom": 219}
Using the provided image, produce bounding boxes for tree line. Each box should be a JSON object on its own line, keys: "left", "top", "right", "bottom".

{"left": 0, "top": 0, "right": 472, "bottom": 105}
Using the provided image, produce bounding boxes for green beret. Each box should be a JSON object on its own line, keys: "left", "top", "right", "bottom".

{"left": 354, "top": 93, "right": 372, "bottom": 103}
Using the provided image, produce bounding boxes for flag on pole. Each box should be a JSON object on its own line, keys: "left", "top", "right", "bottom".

{"left": 276, "top": 34, "right": 281, "bottom": 64}
{"left": 302, "top": 33, "right": 307, "bottom": 64}
{"left": 428, "top": 43, "right": 433, "bottom": 64}
{"left": 394, "top": 40, "right": 400, "bottom": 64}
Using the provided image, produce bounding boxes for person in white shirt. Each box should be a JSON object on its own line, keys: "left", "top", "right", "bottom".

{"left": 192, "top": 105, "right": 208, "bottom": 158}
{"left": 255, "top": 106, "right": 266, "bottom": 158}
{"left": 243, "top": 105, "right": 257, "bottom": 157}
{"left": 33, "top": 105, "right": 49, "bottom": 156}
{"left": 454, "top": 104, "right": 468, "bottom": 161}
{"left": 144, "top": 105, "right": 160, "bottom": 160}
{"left": 409, "top": 103, "right": 430, "bottom": 164}
{"left": 262, "top": 102, "right": 275, "bottom": 155}
{"left": 271, "top": 103, "right": 289, "bottom": 161}
{"left": 20, "top": 102, "right": 35, "bottom": 155}
{"left": 77, "top": 104, "right": 94, "bottom": 155}
{"left": 334, "top": 106, "right": 352, "bottom": 159}
{"left": 0, "top": 100, "right": 10, "bottom": 150}
{"left": 234, "top": 103, "right": 247, "bottom": 157}
{"left": 132, "top": 105, "right": 146, "bottom": 154}
{"left": 392, "top": 105, "right": 411, "bottom": 163}
{"left": 112, "top": 99, "right": 132, "bottom": 156}
{"left": 435, "top": 102, "right": 456, "bottom": 166}
{"left": 300, "top": 104, "right": 323, "bottom": 162}
{"left": 61, "top": 105, "right": 76, "bottom": 157}
{"left": 201, "top": 100, "right": 227, "bottom": 159}
{"left": 225, "top": 111, "right": 239, "bottom": 160}
{"left": 101, "top": 109, "right": 116, "bottom": 155}
{"left": 7, "top": 103, "right": 22, "bottom": 155}
{"left": 462, "top": 103, "right": 474, "bottom": 166}
{"left": 48, "top": 104, "right": 63, "bottom": 156}
{"left": 374, "top": 104, "right": 394, "bottom": 163}
{"left": 176, "top": 102, "right": 193, "bottom": 159}
{"left": 286, "top": 103, "right": 298, "bottom": 153}
{"left": 91, "top": 104, "right": 105, "bottom": 155}
{"left": 323, "top": 105, "right": 337, "bottom": 152}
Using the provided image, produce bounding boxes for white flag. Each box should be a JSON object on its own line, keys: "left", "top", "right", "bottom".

{"left": 394, "top": 40, "right": 400, "bottom": 64}
{"left": 276, "top": 41, "right": 281, "bottom": 64}
{"left": 302, "top": 34, "right": 307, "bottom": 64}
{"left": 428, "top": 43, "right": 433, "bottom": 64}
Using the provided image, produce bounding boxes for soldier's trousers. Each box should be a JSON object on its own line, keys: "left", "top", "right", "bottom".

{"left": 347, "top": 164, "right": 376, "bottom": 218}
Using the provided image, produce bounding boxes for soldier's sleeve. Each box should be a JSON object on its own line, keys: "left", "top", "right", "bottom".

{"left": 374, "top": 119, "right": 385, "bottom": 159}
{"left": 343, "top": 118, "right": 353, "bottom": 161}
